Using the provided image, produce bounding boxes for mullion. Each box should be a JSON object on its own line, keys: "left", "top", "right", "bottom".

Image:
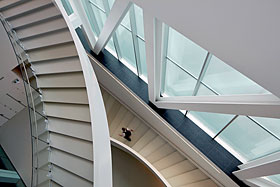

{"left": 102, "top": 0, "right": 122, "bottom": 60}
{"left": 129, "top": 5, "right": 141, "bottom": 76}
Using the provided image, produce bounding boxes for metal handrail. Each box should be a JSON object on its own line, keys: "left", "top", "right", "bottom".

{"left": 0, "top": 13, "right": 49, "bottom": 187}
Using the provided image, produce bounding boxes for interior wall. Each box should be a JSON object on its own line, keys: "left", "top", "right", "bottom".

{"left": 112, "top": 146, "right": 165, "bottom": 187}
{"left": 0, "top": 108, "right": 32, "bottom": 187}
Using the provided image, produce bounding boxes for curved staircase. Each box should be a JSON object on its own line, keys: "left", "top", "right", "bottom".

{"left": 101, "top": 88, "right": 218, "bottom": 187}
{"left": 0, "top": 0, "right": 219, "bottom": 187}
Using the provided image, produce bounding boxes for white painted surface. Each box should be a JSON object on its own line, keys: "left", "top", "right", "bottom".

{"left": 131, "top": 0, "right": 280, "bottom": 99}
{"left": 93, "top": 0, "right": 131, "bottom": 54}
{"left": 0, "top": 108, "right": 32, "bottom": 187}
{"left": 54, "top": 1, "right": 113, "bottom": 186}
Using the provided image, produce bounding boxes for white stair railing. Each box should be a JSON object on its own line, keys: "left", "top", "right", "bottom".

{"left": 54, "top": 1, "right": 113, "bottom": 187}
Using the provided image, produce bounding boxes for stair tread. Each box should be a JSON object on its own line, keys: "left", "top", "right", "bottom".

{"left": 0, "top": 0, "right": 23, "bottom": 11}
{"left": 106, "top": 100, "right": 121, "bottom": 125}
{"left": 103, "top": 95, "right": 115, "bottom": 112}
{"left": 50, "top": 148, "right": 93, "bottom": 182}
{"left": 3, "top": 0, "right": 52, "bottom": 19}
{"left": 21, "top": 28, "right": 73, "bottom": 50}
{"left": 50, "top": 132, "right": 93, "bottom": 161}
{"left": 139, "top": 135, "right": 166, "bottom": 158}
{"left": 37, "top": 72, "right": 85, "bottom": 88}
{"left": 10, "top": 5, "right": 60, "bottom": 29}
{"left": 16, "top": 16, "right": 67, "bottom": 39}
{"left": 32, "top": 56, "right": 82, "bottom": 75}
{"left": 153, "top": 151, "right": 185, "bottom": 171}
{"left": 44, "top": 102, "right": 90, "bottom": 122}
{"left": 42, "top": 88, "right": 88, "bottom": 104}
{"left": 167, "top": 169, "right": 209, "bottom": 187}
{"left": 161, "top": 159, "right": 196, "bottom": 179}
{"left": 48, "top": 117, "right": 91, "bottom": 142}
{"left": 52, "top": 165, "right": 92, "bottom": 187}
{"left": 179, "top": 179, "right": 218, "bottom": 187}
{"left": 28, "top": 42, "right": 77, "bottom": 62}
{"left": 109, "top": 106, "right": 127, "bottom": 133}
{"left": 132, "top": 129, "right": 157, "bottom": 152}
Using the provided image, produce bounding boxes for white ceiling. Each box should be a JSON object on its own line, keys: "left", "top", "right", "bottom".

{"left": 132, "top": 0, "right": 280, "bottom": 98}
{"left": 0, "top": 21, "right": 27, "bottom": 126}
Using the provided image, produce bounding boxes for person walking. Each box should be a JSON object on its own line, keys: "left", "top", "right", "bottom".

{"left": 119, "top": 127, "right": 134, "bottom": 141}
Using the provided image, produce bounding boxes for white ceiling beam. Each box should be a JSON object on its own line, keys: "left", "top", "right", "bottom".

{"left": 154, "top": 94, "right": 280, "bottom": 118}
{"left": 68, "top": 0, "right": 96, "bottom": 50}
{"left": 93, "top": 0, "right": 132, "bottom": 54}
{"left": 143, "top": 12, "right": 163, "bottom": 102}
{"left": 244, "top": 178, "right": 279, "bottom": 187}
{"left": 233, "top": 159, "right": 280, "bottom": 180}
{"left": 131, "top": 0, "right": 280, "bottom": 98}
{"left": 239, "top": 151, "right": 280, "bottom": 170}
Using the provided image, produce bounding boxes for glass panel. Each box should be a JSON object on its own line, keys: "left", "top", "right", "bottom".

{"left": 196, "top": 83, "right": 217, "bottom": 96}
{"left": 105, "top": 38, "right": 117, "bottom": 57}
{"left": 89, "top": 5, "right": 107, "bottom": 37}
{"left": 134, "top": 4, "right": 144, "bottom": 39}
{"left": 167, "top": 27, "right": 208, "bottom": 78}
{"left": 268, "top": 174, "right": 280, "bottom": 185}
{"left": 188, "top": 111, "right": 234, "bottom": 137}
{"left": 108, "top": 0, "right": 115, "bottom": 9}
{"left": 202, "top": 56, "right": 270, "bottom": 95}
{"left": 61, "top": 0, "right": 73, "bottom": 15}
{"left": 138, "top": 37, "right": 147, "bottom": 78}
{"left": 252, "top": 116, "right": 280, "bottom": 138}
{"left": 163, "top": 59, "right": 197, "bottom": 96}
{"left": 121, "top": 12, "right": 131, "bottom": 30}
{"left": 218, "top": 116, "right": 280, "bottom": 161}
{"left": 116, "top": 25, "right": 137, "bottom": 69}
{"left": 90, "top": 0, "right": 105, "bottom": 11}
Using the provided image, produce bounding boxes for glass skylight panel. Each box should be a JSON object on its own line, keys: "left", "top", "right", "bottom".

{"left": 134, "top": 5, "right": 144, "bottom": 39}
{"left": 196, "top": 83, "right": 217, "bottom": 96}
{"left": 267, "top": 175, "right": 280, "bottom": 185}
{"left": 61, "top": 0, "right": 73, "bottom": 15}
{"left": 167, "top": 27, "right": 208, "bottom": 78}
{"left": 188, "top": 111, "right": 235, "bottom": 137}
{"left": 90, "top": 0, "right": 105, "bottom": 11}
{"left": 121, "top": 13, "right": 131, "bottom": 30}
{"left": 138, "top": 38, "right": 147, "bottom": 78}
{"left": 251, "top": 117, "right": 280, "bottom": 138}
{"left": 88, "top": 4, "right": 107, "bottom": 37}
{"left": 116, "top": 26, "right": 137, "bottom": 70}
{"left": 163, "top": 59, "right": 197, "bottom": 96}
{"left": 202, "top": 56, "right": 270, "bottom": 95}
{"left": 105, "top": 38, "right": 117, "bottom": 57}
{"left": 108, "top": 0, "right": 115, "bottom": 9}
{"left": 218, "top": 115, "right": 280, "bottom": 161}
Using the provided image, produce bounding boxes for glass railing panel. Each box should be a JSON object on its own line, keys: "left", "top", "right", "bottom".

{"left": 217, "top": 116, "right": 280, "bottom": 161}
{"left": 188, "top": 111, "right": 235, "bottom": 138}
{"left": 0, "top": 146, "right": 26, "bottom": 186}
{"left": 201, "top": 55, "right": 270, "bottom": 95}
{"left": 162, "top": 58, "right": 197, "bottom": 96}
{"left": 167, "top": 27, "right": 208, "bottom": 79}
